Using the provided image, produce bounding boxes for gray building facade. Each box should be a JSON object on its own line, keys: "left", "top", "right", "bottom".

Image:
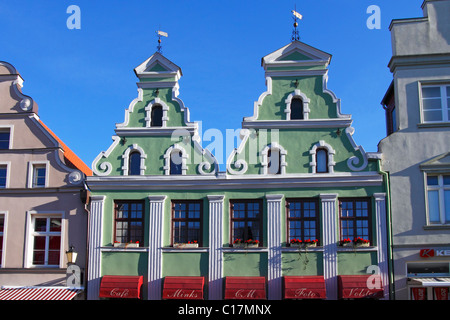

{"left": 379, "top": 0, "right": 450, "bottom": 300}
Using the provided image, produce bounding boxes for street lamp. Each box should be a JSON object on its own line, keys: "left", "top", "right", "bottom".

{"left": 66, "top": 245, "right": 78, "bottom": 265}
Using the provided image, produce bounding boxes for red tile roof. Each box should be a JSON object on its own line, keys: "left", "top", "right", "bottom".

{"left": 38, "top": 120, "right": 92, "bottom": 176}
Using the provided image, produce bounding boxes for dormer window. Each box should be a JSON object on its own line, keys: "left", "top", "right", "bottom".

{"left": 150, "top": 105, "right": 163, "bottom": 127}
{"left": 290, "top": 97, "right": 304, "bottom": 120}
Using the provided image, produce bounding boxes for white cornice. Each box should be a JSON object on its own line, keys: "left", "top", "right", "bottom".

{"left": 86, "top": 171, "right": 383, "bottom": 191}
{"left": 242, "top": 118, "right": 352, "bottom": 129}
{"left": 114, "top": 126, "right": 197, "bottom": 136}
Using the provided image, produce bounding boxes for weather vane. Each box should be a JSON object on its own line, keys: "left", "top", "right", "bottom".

{"left": 156, "top": 30, "right": 168, "bottom": 53}
{"left": 291, "top": 7, "right": 302, "bottom": 41}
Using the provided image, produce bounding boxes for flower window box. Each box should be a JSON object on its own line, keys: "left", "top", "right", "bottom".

{"left": 290, "top": 239, "right": 318, "bottom": 248}
{"left": 114, "top": 241, "right": 140, "bottom": 248}
{"left": 173, "top": 241, "right": 199, "bottom": 248}
{"left": 339, "top": 238, "right": 370, "bottom": 247}
{"left": 233, "top": 239, "right": 259, "bottom": 248}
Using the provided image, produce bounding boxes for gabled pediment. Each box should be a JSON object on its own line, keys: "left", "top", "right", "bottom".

{"left": 420, "top": 152, "right": 450, "bottom": 170}
{"left": 262, "top": 41, "right": 332, "bottom": 70}
{"left": 134, "top": 52, "right": 182, "bottom": 79}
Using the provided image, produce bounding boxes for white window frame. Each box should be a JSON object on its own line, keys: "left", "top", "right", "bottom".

{"left": 27, "top": 161, "right": 49, "bottom": 188}
{"left": 425, "top": 173, "right": 450, "bottom": 225}
{"left": 0, "top": 212, "right": 8, "bottom": 268}
{"left": 24, "top": 211, "right": 65, "bottom": 268}
{"left": 0, "top": 162, "right": 11, "bottom": 188}
{"left": 419, "top": 83, "right": 450, "bottom": 124}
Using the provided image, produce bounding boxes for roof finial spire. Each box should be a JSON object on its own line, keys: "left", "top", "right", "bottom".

{"left": 291, "top": 6, "right": 302, "bottom": 41}
{"left": 156, "top": 29, "right": 168, "bottom": 53}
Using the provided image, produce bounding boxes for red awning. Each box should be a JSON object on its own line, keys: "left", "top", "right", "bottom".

{"left": 338, "top": 275, "right": 383, "bottom": 299}
{"left": 284, "top": 276, "right": 326, "bottom": 299}
{"left": 163, "top": 276, "right": 204, "bottom": 300}
{"left": 99, "top": 275, "right": 143, "bottom": 299}
{"left": 225, "top": 277, "right": 266, "bottom": 300}
{"left": 0, "top": 286, "right": 82, "bottom": 300}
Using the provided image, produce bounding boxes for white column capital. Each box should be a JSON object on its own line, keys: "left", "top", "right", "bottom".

{"left": 265, "top": 194, "right": 284, "bottom": 202}
{"left": 148, "top": 195, "right": 167, "bottom": 202}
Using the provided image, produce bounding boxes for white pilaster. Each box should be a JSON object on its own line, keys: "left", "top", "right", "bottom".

{"left": 320, "top": 193, "right": 338, "bottom": 300}
{"left": 207, "top": 195, "right": 225, "bottom": 300}
{"left": 87, "top": 195, "right": 106, "bottom": 300}
{"left": 374, "top": 193, "right": 389, "bottom": 300}
{"left": 266, "top": 194, "right": 283, "bottom": 300}
{"left": 147, "top": 195, "right": 166, "bottom": 300}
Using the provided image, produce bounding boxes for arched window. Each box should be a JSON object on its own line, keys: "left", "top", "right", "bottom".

{"left": 164, "top": 144, "right": 188, "bottom": 175}
{"left": 268, "top": 149, "right": 281, "bottom": 175}
{"left": 122, "top": 144, "right": 147, "bottom": 176}
{"left": 261, "top": 143, "right": 287, "bottom": 175}
{"left": 316, "top": 148, "right": 328, "bottom": 173}
{"left": 151, "top": 104, "right": 163, "bottom": 127}
{"left": 290, "top": 97, "right": 304, "bottom": 120}
{"left": 284, "top": 89, "right": 310, "bottom": 120}
{"left": 309, "top": 140, "right": 335, "bottom": 174}
{"left": 170, "top": 151, "right": 183, "bottom": 175}
{"left": 129, "top": 151, "right": 141, "bottom": 175}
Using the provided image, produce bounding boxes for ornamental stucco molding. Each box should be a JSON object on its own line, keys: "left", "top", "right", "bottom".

{"left": 226, "top": 129, "right": 250, "bottom": 175}
{"left": 0, "top": 61, "right": 34, "bottom": 112}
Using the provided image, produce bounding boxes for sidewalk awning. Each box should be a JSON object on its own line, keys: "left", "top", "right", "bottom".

{"left": 99, "top": 275, "right": 143, "bottom": 299}
{"left": 162, "top": 276, "right": 204, "bottom": 300}
{"left": 225, "top": 277, "right": 266, "bottom": 299}
{"left": 408, "top": 277, "right": 450, "bottom": 287}
{"left": 284, "top": 276, "right": 326, "bottom": 299}
{"left": 0, "top": 286, "right": 82, "bottom": 300}
{"left": 338, "top": 275, "right": 383, "bottom": 299}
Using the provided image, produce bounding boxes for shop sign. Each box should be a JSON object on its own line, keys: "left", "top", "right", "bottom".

{"left": 164, "top": 289, "right": 201, "bottom": 299}
{"left": 109, "top": 288, "right": 130, "bottom": 298}
{"left": 411, "top": 287, "right": 427, "bottom": 300}
{"left": 420, "top": 249, "right": 450, "bottom": 258}
{"left": 289, "top": 288, "right": 321, "bottom": 299}
{"left": 234, "top": 289, "right": 257, "bottom": 299}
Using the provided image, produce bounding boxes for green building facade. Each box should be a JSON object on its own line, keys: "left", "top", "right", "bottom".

{"left": 86, "top": 41, "right": 390, "bottom": 300}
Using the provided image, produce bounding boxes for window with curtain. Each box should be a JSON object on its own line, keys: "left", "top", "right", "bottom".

{"left": 230, "top": 200, "right": 263, "bottom": 246}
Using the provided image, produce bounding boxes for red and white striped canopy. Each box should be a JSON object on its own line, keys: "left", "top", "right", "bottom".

{"left": 0, "top": 286, "right": 82, "bottom": 300}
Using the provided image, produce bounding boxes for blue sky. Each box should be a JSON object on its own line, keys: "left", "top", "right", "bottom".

{"left": 1, "top": 0, "right": 424, "bottom": 168}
